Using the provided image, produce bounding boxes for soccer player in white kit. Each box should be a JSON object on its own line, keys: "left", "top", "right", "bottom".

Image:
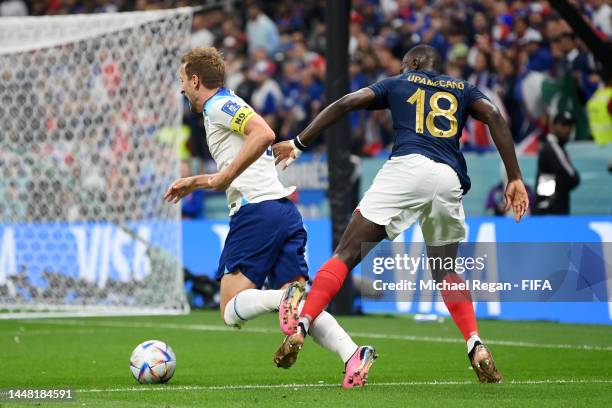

{"left": 164, "top": 47, "right": 376, "bottom": 388}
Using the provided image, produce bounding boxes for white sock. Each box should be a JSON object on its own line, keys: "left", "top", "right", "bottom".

{"left": 298, "top": 316, "right": 311, "bottom": 333}
{"left": 296, "top": 301, "right": 310, "bottom": 332}
{"left": 467, "top": 334, "right": 482, "bottom": 353}
{"left": 223, "top": 289, "right": 284, "bottom": 327}
{"left": 310, "top": 311, "right": 358, "bottom": 363}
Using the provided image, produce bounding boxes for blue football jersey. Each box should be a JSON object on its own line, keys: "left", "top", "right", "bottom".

{"left": 368, "top": 71, "right": 489, "bottom": 194}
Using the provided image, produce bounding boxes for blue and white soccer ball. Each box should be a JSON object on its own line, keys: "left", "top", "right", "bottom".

{"left": 130, "top": 340, "right": 176, "bottom": 384}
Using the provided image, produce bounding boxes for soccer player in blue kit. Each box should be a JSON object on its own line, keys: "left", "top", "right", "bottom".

{"left": 274, "top": 45, "right": 530, "bottom": 385}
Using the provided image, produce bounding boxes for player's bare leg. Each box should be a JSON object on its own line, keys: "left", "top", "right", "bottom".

{"left": 427, "top": 244, "right": 502, "bottom": 383}
{"left": 219, "top": 271, "right": 257, "bottom": 328}
{"left": 221, "top": 271, "right": 302, "bottom": 329}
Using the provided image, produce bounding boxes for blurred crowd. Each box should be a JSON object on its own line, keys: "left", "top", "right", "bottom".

{"left": 0, "top": 3, "right": 190, "bottom": 221}
{"left": 1, "top": 0, "right": 610, "bottom": 221}
{"left": 3, "top": 0, "right": 610, "bottom": 158}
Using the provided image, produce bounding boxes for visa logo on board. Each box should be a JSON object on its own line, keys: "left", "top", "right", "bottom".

{"left": 0, "top": 225, "right": 153, "bottom": 289}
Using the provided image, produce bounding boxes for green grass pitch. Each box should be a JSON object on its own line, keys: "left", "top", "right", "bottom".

{"left": 2, "top": 311, "right": 611, "bottom": 407}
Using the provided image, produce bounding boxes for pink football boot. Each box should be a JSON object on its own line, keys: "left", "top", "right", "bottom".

{"left": 278, "top": 282, "right": 306, "bottom": 335}
{"left": 343, "top": 345, "right": 378, "bottom": 388}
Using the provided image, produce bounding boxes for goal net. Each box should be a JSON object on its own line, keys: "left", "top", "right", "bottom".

{"left": 0, "top": 8, "right": 194, "bottom": 318}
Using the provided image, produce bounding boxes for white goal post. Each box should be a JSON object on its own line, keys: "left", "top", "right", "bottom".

{"left": 0, "top": 8, "right": 194, "bottom": 318}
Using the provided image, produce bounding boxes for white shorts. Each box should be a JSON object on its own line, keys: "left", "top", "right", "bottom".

{"left": 357, "top": 154, "right": 466, "bottom": 246}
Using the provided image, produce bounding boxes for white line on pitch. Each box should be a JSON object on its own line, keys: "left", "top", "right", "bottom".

{"left": 77, "top": 379, "right": 612, "bottom": 393}
{"left": 19, "top": 319, "right": 612, "bottom": 352}
{"left": 0, "top": 328, "right": 112, "bottom": 336}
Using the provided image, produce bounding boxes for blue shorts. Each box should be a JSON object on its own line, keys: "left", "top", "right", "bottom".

{"left": 216, "top": 198, "right": 308, "bottom": 289}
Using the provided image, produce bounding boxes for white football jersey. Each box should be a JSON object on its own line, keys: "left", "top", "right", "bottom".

{"left": 202, "top": 88, "right": 294, "bottom": 215}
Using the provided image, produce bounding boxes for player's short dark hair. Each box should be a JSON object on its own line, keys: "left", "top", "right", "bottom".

{"left": 181, "top": 47, "right": 225, "bottom": 89}
{"left": 402, "top": 45, "right": 442, "bottom": 72}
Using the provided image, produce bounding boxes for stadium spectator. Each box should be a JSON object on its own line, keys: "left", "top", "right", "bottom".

{"left": 245, "top": 1, "right": 280, "bottom": 56}
{"left": 189, "top": 12, "right": 215, "bottom": 49}
{"left": 96, "top": 0, "right": 119, "bottom": 13}
{"left": 464, "top": 48, "right": 503, "bottom": 151}
{"left": 233, "top": 61, "right": 257, "bottom": 103}
{"left": 534, "top": 112, "right": 581, "bottom": 215}
{"left": 494, "top": 52, "right": 523, "bottom": 141}
{"left": 219, "top": 16, "right": 247, "bottom": 53}
{"left": 587, "top": 73, "right": 612, "bottom": 145}
{"left": 249, "top": 60, "right": 283, "bottom": 131}
{"left": 589, "top": 0, "right": 612, "bottom": 37}
{"left": 521, "top": 28, "right": 553, "bottom": 73}
{"left": 307, "top": 20, "right": 327, "bottom": 55}
{"left": 447, "top": 43, "right": 470, "bottom": 79}
{"left": 545, "top": 30, "right": 595, "bottom": 140}
{"left": 0, "top": 0, "right": 27, "bottom": 16}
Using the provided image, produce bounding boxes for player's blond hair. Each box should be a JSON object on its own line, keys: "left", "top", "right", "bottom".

{"left": 181, "top": 47, "right": 225, "bottom": 89}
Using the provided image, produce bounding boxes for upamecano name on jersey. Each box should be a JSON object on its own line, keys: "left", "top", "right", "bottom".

{"left": 405, "top": 74, "right": 465, "bottom": 90}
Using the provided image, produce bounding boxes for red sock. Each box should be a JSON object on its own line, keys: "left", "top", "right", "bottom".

{"left": 300, "top": 257, "right": 349, "bottom": 321}
{"left": 440, "top": 274, "right": 479, "bottom": 341}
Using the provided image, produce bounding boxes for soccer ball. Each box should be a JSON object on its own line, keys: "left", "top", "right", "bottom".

{"left": 129, "top": 340, "right": 176, "bottom": 384}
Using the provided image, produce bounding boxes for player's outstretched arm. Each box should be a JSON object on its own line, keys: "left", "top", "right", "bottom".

{"left": 208, "top": 113, "right": 275, "bottom": 191}
{"left": 273, "top": 88, "right": 376, "bottom": 168}
{"left": 470, "top": 98, "right": 529, "bottom": 222}
{"left": 164, "top": 175, "right": 212, "bottom": 204}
